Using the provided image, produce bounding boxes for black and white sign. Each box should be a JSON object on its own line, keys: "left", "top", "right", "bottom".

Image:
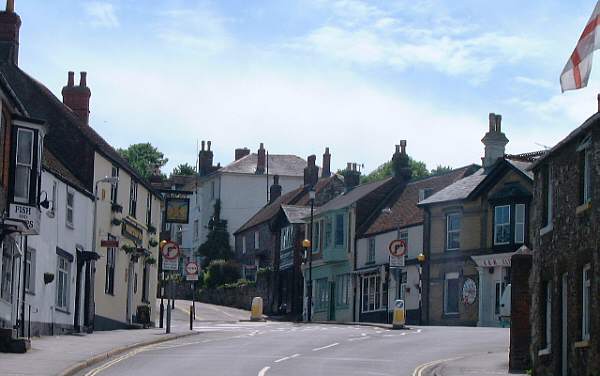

{"left": 9, "top": 203, "right": 41, "bottom": 235}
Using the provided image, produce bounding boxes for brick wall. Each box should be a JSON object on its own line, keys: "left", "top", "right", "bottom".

{"left": 510, "top": 252, "right": 532, "bottom": 371}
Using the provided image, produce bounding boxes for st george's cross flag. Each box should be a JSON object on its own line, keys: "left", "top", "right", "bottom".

{"left": 561, "top": 1, "right": 600, "bottom": 92}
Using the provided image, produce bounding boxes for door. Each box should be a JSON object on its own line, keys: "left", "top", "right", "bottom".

{"left": 561, "top": 273, "right": 568, "bottom": 376}
{"left": 126, "top": 262, "right": 134, "bottom": 324}
{"left": 329, "top": 282, "right": 335, "bottom": 321}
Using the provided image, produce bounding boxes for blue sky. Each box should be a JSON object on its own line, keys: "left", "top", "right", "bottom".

{"left": 13, "top": 0, "right": 600, "bottom": 174}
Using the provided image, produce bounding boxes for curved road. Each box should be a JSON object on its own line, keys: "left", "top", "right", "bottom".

{"left": 78, "top": 302, "right": 508, "bottom": 376}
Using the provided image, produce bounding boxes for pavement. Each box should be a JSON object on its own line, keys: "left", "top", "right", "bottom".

{"left": 0, "top": 300, "right": 515, "bottom": 376}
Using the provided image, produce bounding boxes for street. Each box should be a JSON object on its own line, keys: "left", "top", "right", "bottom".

{"left": 76, "top": 302, "right": 509, "bottom": 376}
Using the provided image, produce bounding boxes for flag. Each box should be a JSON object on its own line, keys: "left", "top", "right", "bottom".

{"left": 561, "top": 1, "right": 600, "bottom": 92}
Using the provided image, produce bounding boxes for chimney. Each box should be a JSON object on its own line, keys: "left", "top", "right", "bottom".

{"left": 256, "top": 143, "right": 266, "bottom": 174}
{"left": 62, "top": 71, "right": 91, "bottom": 125}
{"left": 198, "top": 140, "right": 215, "bottom": 177}
{"left": 321, "top": 147, "right": 331, "bottom": 178}
{"left": 303, "top": 154, "right": 319, "bottom": 188}
{"left": 0, "top": 0, "right": 21, "bottom": 65}
{"left": 481, "top": 113, "right": 509, "bottom": 169}
{"left": 235, "top": 147, "right": 250, "bottom": 161}
{"left": 392, "top": 140, "right": 412, "bottom": 181}
{"left": 597, "top": 93, "right": 600, "bottom": 113}
{"left": 269, "top": 175, "right": 282, "bottom": 203}
{"left": 342, "top": 162, "right": 361, "bottom": 192}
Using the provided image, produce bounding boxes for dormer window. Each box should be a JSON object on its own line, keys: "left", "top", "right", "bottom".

{"left": 419, "top": 188, "right": 433, "bottom": 202}
{"left": 14, "top": 127, "right": 34, "bottom": 203}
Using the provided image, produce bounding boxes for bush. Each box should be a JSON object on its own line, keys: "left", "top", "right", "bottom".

{"left": 204, "top": 259, "right": 241, "bottom": 288}
{"left": 222, "top": 278, "right": 256, "bottom": 289}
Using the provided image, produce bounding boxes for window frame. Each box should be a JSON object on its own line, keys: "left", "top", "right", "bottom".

{"left": 1, "top": 245, "right": 12, "bottom": 302}
{"left": 110, "top": 165, "right": 119, "bottom": 203}
{"left": 444, "top": 272, "right": 460, "bottom": 315}
{"left": 514, "top": 203, "right": 526, "bottom": 244}
{"left": 446, "top": 212, "right": 461, "bottom": 251}
{"left": 280, "top": 225, "right": 293, "bottom": 251}
{"left": 14, "top": 127, "right": 35, "bottom": 204}
{"left": 582, "top": 264, "right": 591, "bottom": 341}
{"left": 335, "top": 274, "right": 351, "bottom": 307}
{"left": 494, "top": 205, "right": 511, "bottom": 245}
{"left": 104, "top": 235, "right": 117, "bottom": 295}
{"left": 367, "top": 237, "right": 376, "bottom": 264}
{"left": 314, "top": 278, "right": 329, "bottom": 312}
{"left": 146, "top": 192, "right": 152, "bottom": 227}
{"left": 129, "top": 180, "right": 138, "bottom": 218}
{"left": 56, "top": 255, "right": 70, "bottom": 311}
{"left": 541, "top": 281, "right": 552, "bottom": 352}
{"left": 334, "top": 213, "right": 344, "bottom": 247}
{"left": 254, "top": 231, "right": 260, "bottom": 250}
{"left": 361, "top": 273, "right": 384, "bottom": 313}
{"left": 25, "top": 247, "right": 35, "bottom": 294}
{"left": 66, "top": 188, "right": 75, "bottom": 228}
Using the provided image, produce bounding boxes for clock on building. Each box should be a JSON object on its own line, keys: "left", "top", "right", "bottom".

{"left": 462, "top": 278, "right": 477, "bottom": 305}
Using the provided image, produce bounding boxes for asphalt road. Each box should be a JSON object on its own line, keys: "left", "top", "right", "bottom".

{"left": 78, "top": 302, "right": 509, "bottom": 376}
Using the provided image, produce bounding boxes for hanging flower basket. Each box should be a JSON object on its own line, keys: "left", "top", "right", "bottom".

{"left": 147, "top": 224, "right": 157, "bottom": 234}
{"left": 145, "top": 256, "right": 156, "bottom": 265}
{"left": 111, "top": 203, "right": 123, "bottom": 213}
{"left": 121, "top": 244, "right": 136, "bottom": 254}
{"left": 111, "top": 218, "right": 122, "bottom": 227}
{"left": 148, "top": 238, "right": 158, "bottom": 248}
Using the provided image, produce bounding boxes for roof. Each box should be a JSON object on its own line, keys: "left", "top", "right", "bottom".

{"left": 314, "top": 177, "right": 391, "bottom": 215}
{"left": 153, "top": 175, "right": 198, "bottom": 192}
{"left": 281, "top": 205, "right": 312, "bottom": 224}
{"left": 219, "top": 153, "right": 307, "bottom": 177}
{"left": 42, "top": 148, "right": 93, "bottom": 199}
{"left": 531, "top": 112, "right": 600, "bottom": 170}
{"left": 419, "top": 157, "right": 534, "bottom": 206}
{"left": 360, "top": 166, "right": 477, "bottom": 237}
{"left": 0, "top": 62, "right": 162, "bottom": 198}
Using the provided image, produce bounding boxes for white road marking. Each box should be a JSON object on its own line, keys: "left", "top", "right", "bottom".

{"left": 258, "top": 366, "right": 270, "bottom": 376}
{"left": 312, "top": 342, "right": 339, "bottom": 351}
{"left": 274, "top": 354, "right": 300, "bottom": 363}
{"left": 416, "top": 329, "right": 422, "bottom": 333}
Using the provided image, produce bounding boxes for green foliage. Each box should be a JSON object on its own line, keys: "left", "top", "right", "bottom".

{"left": 362, "top": 157, "right": 431, "bottom": 183}
{"left": 204, "top": 260, "right": 241, "bottom": 288}
{"left": 221, "top": 279, "right": 256, "bottom": 289}
{"left": 118, "top": 143, "right": 168, "bottom": 180}
{"left": 430, "top": 165, "right": 453, "bottom": 176}
{"left": 197, "top": 200, "right": 233, "bottom": 267}
{"left": 172, "top": 163, "right": 196, "bottom": 176}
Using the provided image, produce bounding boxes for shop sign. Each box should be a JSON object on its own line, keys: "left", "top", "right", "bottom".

{"left": 122, "top": 219, "right": 143, "bottom": 243}
{"left": 9, "top": 203, "right": 41, "bottom": 235}
{"left": 165, "top": 197, "right": 190, "bottom": 224}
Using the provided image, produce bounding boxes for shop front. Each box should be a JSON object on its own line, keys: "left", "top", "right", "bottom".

{"left": 471, "top": 252, "right": 513, "bottom": 327}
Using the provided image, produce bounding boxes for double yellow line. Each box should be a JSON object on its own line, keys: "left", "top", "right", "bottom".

{"left": 412, "top": 356, "right": 464, "bottom": 376}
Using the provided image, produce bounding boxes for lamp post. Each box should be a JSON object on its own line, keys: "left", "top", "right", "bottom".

{"left": 91, "top": 176, "right": 119, "bottom": 330}
{"left": 305, "top": 188, "right": 316, "bottom": 322}
{"left": 416, "top": 252, "right": 426, "bottom": 325}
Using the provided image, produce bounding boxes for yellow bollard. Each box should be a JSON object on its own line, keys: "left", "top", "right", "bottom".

{"left": 250, "top": 297, "right": 264, "bottom": 321}
{"left": 392, "top": 299, "right": 406, "bottom": 329}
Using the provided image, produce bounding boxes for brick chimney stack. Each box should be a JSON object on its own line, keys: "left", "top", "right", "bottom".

{"left": 235, "top": 147, "right": 250, "bottom": 161}
{"left": 343, "top": 162, "right": 361, "bottom": 191}
{"left": 62, "top": 71, "right": 91, "bottom": 125}
{"left": 0, "top": 0, "right": 21, "bottom": 65}
{"left": 321, "top": 147, "right": 331, "bottom": 178}
{"left": 256, "top": 143, "right": 266, "bottom": 174}
{"left": 198, "top": 140, "right": 215, "bottom": 177}
{"left": 481, "top": 113, "right": 509, "bottom": 169}
{"left": 269, "top": 175, "right": 282, "bottom": 203}
{"left": 392, "top": 140, "right": 412, "bottom": 181}
{"left": 303, "top": 155, "right": 319, "bottom": 188}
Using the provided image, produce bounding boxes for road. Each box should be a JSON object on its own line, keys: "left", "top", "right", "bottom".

{"left": 77, "top": 301, "right": 509, "bottom": 376}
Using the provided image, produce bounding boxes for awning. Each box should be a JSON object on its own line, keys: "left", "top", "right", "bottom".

{"left": 353, "top": 264, "right": 384, "bottom": 274}
{"left": 471, "top": 251, "right": 516, "bottom": 268}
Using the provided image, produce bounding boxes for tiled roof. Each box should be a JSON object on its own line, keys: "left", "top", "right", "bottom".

{"left": 314, "top": 178, "right": 392, "bottom": 215}
{"left": 154, "top": 175, "right": 198, "bottom": 192}
{"left": 219, "top": 153, "right": 307, "bottom": 177}
{"left": 506, "top": 159, "right": 533, "bottom": 180}
{"left": 281, "top": 205, "right": 312, "bottom": 224}
{"left": 418, "top": 168, "right": 487, "bottom": 205}
{"left": 360, "top": 166, "right": 477, "bottom": 237}
{"left": 42, "top": 148, "right": 93, "bottom": 198}
{"left": 0, "top": 62, "right": 161, "bottom": 197}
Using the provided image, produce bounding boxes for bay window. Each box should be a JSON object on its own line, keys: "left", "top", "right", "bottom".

{"left": 14, "top": 127, "right": 34, "bottom": 203}
{"left": 336, "top": 274, "right": 351, "bottom": 307}
{"left": 361, "top": 273, "right": 383, "bottom": 312}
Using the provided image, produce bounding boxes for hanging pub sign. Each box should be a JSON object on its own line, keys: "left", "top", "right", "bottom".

{"left": 165, "top": 197, "right": 190, "bottom": 224}
{"left": 121, "top": 219, "right": 143, "bottom": 244}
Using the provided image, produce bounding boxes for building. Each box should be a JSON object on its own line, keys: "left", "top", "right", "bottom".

{"left": 418, "top": 114, "right": 538, "bottom": 327}
{"left": 303, "top": 143, "right": 412, "bottom": 322}
{"left": 196, "top": 142, "right": 307, "bottom": 246}
{"left": 234, "top": 148, "right": 344, "bottom": 316}
{"left": 356, "top": 164, "right": 478, "bottom": 324}
{"left": 0, "top": 3, "right": 163, "bottom": 331}
{"left": 528, "top": 100, "right": 600, "bottom": 376}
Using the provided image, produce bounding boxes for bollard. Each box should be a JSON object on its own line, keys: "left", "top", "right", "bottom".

{"left": 392, "top": 299, "right": 406, "bottom": 329}
{"left": 250, "top": 297, "right": 264, "bottom": 321}
{"left": 190, "top": 305, "right": 193, "bottom": 330}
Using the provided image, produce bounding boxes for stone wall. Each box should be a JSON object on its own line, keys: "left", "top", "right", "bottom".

{"left": 196, "top": 277, "right": 275, "bottom": 314}
{"left": 509, "top": 252, "right": 532, "bottom": 372}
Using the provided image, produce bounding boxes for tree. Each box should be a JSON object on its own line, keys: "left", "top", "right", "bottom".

{"left": 430, "top": 165, "right": 453, "bottom": 176}
{"left": 203, "top": 260, "right": 241, "bottom": 288}
{"left": 172, "top": 163, "right": 196, "bottom": 176}
{"left": 118, "top": 143, "right": 168, "bottom": 180}
{"left": 197, "top": 200, "right": 233, "bottom": 267}
{"left": 361, "top": 157, "right": 430, "bottom": 184}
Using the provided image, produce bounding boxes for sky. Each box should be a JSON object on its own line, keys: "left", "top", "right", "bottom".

{"left": 13, "top": 0, "right": 600, "bottom": 175}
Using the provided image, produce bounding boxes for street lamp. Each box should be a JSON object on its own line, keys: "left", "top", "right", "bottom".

{"left": 417, "top": 252, "right": 426, "bottom": 325}
{"left": 306, "top": 188, "right": 316, "bottom": 322}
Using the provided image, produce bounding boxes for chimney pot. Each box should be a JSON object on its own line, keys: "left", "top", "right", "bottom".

{"left": 6, "top": 0, "right": 14, "bottom": 13}
{"left": 201, "top": 140, "right": 205, "bottom": 151}
{"left": 67, "top": 71, "right": 74, "bottom": 87}
{"left": 269, "top": 174, "right": 282, "bottom": 203}
{"left": 62, "top": 70, "right": 91, "bottom": 125}
{"left": 304, "top": 155, "right": 319, "bottom": 187}
{"left": 235, "top": 147, "right": 250, "bottom": 161}
{"left": 79, "top": 71, "right": 87, "bottom": 87}
{"left": 495, "top": 114, "right": 502, "bottom": 132}
{"left": 400, "top": 140, "right": 407, "bottom": 154}
{"left": 207, "top": 140, "right": 211, "bottom": 151}
{"left": 321, "top": 147, "right": 331, "bottom": 178}
{"left": 256, "top": 143, "right": 266, "bottom": 174}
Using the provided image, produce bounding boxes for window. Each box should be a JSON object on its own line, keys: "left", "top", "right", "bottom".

{"left": 580, "top": 147, "right": 592, "bottom": 205}
{"left": 1, "top": 245, "right": 13, "bottom": 302}
{"left": 418, "top": 188, "right": 433, "bottom": 202}
{"left": 56, "top": 255, "right": 70, "bottom": 310}
{"left": 494, "top": 205, "right": 510, "bottom": 245}
{"left": 193, "top": 219, "right": 199, "bottom": 240}
{"left": 50, "top": 180, "right": 57, "bottom": 215}
{"left": 324, "top": 218, "right": 332, "bottom": 248}
{"left": 146, "top": 193, "right": 152, "bottom": 226}
{"left": 281, "top": 225, "right": 293, "bottom": 250}
{"left": 254, "top": 231, "right": 260, "bottom": 249}
{"left": 25, "top": 248, "right": 35, "bottom": 294}
{"left": 361, "top": 273, "right": 383, "bottom": 312}
{"left": 446, "top": 213, "right": 461, "bottom": 250}
{"left": 14, "top": 128, "right": 34, "bottom": 203}
{"left": 336, "top": 274, "right": 351, "bottom": 306}
{"left": 541, "top": 281, "right": 552, "bottom": 350}
{"left": 542, "top": 165, "right": 553, "bottom": 229}
{"left": 315, "top": 278, "right": 329, "bottom": 312}
{"left": 583, "top": 264, "right": 591, "bottom": 341}
{"left": 105, "top": 236, "right": 116, "bottom": 295}
{"left": 334, "top": 214, "right": 344, "bottom": 246}
{"left": 66, "top": 188, "right": 74, "bottom": 228}
{"left": 444, "top": 272, "right": 459, "bottom": 314}
{"left": 312, "top": 221, "right": 321, "bottom": 252}
{"left": 242, "top": 236, "right": 247, "bottom": 254}
{"left": 398, "top": 231, "right": 408, "bottom": 253}
{"left": 515, "top": 204, "right": 525, "bottom": 244}
{"left": 129, "top": 181, "right": 138, "bottom": 217}
{"left": 367, "top": 238, "right": 376, "bottom": 263}
{"left": 110, "top": 165, "right": 119, "bottom": 203}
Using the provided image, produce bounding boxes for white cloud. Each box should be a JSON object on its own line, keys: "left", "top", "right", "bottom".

{"left": 514, "top": 76, "right": 554, "bottom": 89}
{"left": 84, "top": 1, "right": 119, "bottom": 29}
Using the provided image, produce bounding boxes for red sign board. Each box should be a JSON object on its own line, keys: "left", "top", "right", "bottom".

{"left": 388, "top": 239, "right": 407, "bottom": 258}
{"left": 161, "top": 241, "right": 180, "bottom": 260}
{"left": 100, "top": 239, "right": 119, "bottom": 248}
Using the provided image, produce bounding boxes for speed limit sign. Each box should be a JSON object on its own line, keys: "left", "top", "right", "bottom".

{"left": 185, "top": 261, "right": 199, "bottom": 281}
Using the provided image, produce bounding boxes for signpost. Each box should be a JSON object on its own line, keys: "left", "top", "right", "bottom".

{"left": 388, "top": 239, "right": 407, "bottom": 268}
{"left": 160, "top": 241, "right": 180, "bottom": 334}
{"left": 185, "top": 261, "right": 200, "bottom": 325}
